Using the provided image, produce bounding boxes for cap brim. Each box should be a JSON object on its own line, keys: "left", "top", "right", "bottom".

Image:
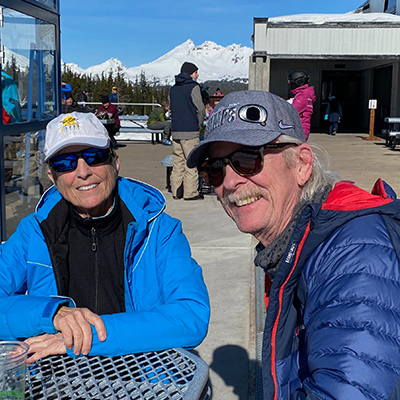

{"left": 44, "top": 136, "right": 110, "bottom": 162}
{"left": 186, "top": 130, "right": 281, "bottom": 168}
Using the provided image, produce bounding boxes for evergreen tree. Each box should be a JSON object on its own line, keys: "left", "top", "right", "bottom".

{"left": 60, "top": 69, "right": 172, "bottom": 116}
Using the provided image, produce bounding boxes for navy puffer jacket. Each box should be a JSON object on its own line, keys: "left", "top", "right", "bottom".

{"left": 262, "top": 179, "right": 400, "bottom": 399}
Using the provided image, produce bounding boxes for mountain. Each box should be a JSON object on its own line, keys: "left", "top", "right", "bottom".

{"left": 63, "top": 40, "right": 253, "bottom": 84}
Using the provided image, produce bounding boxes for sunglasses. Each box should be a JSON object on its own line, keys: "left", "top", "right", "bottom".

{"left": 49, "top": 147, "right": 112, "bottom": 173}
{"left": 200, "top": 143, "right": 299, "bottom": 187}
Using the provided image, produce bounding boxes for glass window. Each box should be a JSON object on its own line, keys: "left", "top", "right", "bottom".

{"left": 33, "top": 0, "right": 57, "bottom": 9}
{"left": 1, "top": 7, "right": 58, "bottom": 124}
{"left": 385, "top": 0, "right": 396, "bottom": 12}
{"left": 3, "top": 129, "right": 50, "bottom": 238}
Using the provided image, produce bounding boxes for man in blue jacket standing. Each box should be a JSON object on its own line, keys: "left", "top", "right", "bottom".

{"left": 170, "top": 62, "right": 205, "bottom": 200}
{"left": 0, "top": 112, "right": 210, "bottom": 363}
{"left": 187, "top": 90, "right": 400, "bottom": 399}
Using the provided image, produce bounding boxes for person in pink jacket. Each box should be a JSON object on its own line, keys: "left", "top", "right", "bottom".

{"left": 287, "top": 69, "right": 316, "bottom": 140}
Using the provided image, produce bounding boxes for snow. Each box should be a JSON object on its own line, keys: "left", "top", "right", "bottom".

{"left": 268, "top": 12, "right": 400, "bottom": 25}
{"left": 64, "top": 40, "right": 252, "bottom": 84}
{"left": 62, "top": 13, "right": 400, "bottom": 84}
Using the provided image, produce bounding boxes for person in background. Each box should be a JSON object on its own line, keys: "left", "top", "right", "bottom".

{"left": 169, "top": 61, "right": 205, "bottom": 201}
{"left": 95, "top": 95, "right": 121, "bottom": 148}
{"left": 61, "top": 82, "right": 72, "bottom": 100}
{"left": 213, "top": 88, "right": 224, "bottom": 97}
{"left": 147, "top": 101, "right": 172, "bottom": 146}
{"left": 205, "top": 104, "right": 213, "bottom": 121}
{"left": 200, "top": 84, "right": 211, "bottom": 107}
{"left": 77, "top": 87, "right": 90, "bottom": 103}
{"left": 324, "top": 95, "right": 342, "bottom": 136}
{"left": 109, "top": 86, "right": 118, "bottom": 104}
{"left": 287, "top": 69, "right": 316, "bottom": 140}
{"left": 63, "top": 93, "right": 92, "bottom": 114}
{"left": 187, "top": 90, "right": 400, "bottom": 400}
{"left": 0, "top": 112, "right": 210, "bottom": 363}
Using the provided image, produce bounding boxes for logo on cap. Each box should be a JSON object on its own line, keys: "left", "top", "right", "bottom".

{"left": 278, "top": 120, "right": 294, "bottom": 130}
{"left": 238, "top": 105, "right": 268, "bottom": 126}
{"left": 61, "top": 115, "right": 78, "bottom": 132}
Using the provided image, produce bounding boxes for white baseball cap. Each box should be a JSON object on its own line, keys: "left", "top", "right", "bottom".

{"left": 44, "top": 112, "right": 110, "bottom": 161}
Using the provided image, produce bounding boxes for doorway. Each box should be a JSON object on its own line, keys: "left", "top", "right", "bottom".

{"left": 320, "top": 70, "right": 362, "bottom": 131}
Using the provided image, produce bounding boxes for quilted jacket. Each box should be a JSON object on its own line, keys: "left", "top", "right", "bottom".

{"left": 262, "top": 179, "right": 400, "bottom": 399}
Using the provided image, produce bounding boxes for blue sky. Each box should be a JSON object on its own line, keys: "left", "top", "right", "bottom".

{"left": 60, "top": 0, "right": 364, "bottom": 69}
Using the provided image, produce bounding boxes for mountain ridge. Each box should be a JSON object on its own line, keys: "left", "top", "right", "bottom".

{"left": 63, "top": 40, "right": 253, "bottom": 84}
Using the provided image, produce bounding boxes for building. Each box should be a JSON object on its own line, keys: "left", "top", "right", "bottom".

{"left": 0, "top": 0, "right": 61, "bottom": 240}
{"left": 249, "top": 1, "right": 400, "bottom": 133}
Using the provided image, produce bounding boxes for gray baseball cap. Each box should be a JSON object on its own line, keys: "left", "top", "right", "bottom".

{"left": 186, "top": 90, "right": 305, "bottom": 168}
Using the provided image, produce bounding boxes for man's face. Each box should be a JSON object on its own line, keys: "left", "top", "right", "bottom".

{"left": 66, "top": 97, "right": 73, "bottom": 105}
{"left": 191, "top": 71, "right": 199, "bottom": 81}
{"left": 48, "top": 145, "right": 120, "bottom": 218}
{"left": 103, "top": 102, "right": 110, "bottom": 109}
{"left": 208, "top": 141, "right": 311, "bottom": 246}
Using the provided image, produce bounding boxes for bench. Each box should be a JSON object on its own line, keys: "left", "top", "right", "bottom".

{"left": 118, "top": 115, "right": 163, "bottom": 145}
{"left": 384, "top": 117, "right": 400, "bottom": 149}
{"left": 118, "top": 126, "right": 163, "bottom": 145}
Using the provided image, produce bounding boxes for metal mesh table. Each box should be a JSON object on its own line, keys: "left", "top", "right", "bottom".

{"left": 25, "top": 348, "right": 209, "bottom": 399}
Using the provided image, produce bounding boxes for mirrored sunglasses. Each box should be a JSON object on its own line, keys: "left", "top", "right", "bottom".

{"left": 200, "top": 143, "right": 299, "bottom": 187}
{"left": 49, "top": 147, "right": 111, "bottom": 173}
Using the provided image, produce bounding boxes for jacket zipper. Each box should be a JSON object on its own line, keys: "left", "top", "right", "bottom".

{"left": 271, "top": 221, "right": 311, "bottom": 400}
{"left": 91, "top": 227, "right": 99, "bottom": 313}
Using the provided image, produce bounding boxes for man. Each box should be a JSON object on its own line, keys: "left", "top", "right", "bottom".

{"left": 109, "top": 86, "right": 118, "bottom": 104}
{"left": 187, "top": 90, "right": 400, "bottom": 399}
{"left": 63, "top": 93, "right": 91, "bottom": 114}
{"left": 170, "top": 61, "right": 205, "bottom": 200}
{"left": 147, "top": 100, "right": 172, "bottom": 146}
{"left": 0, "top": 112, "right": 210, "bottom": 363}
{"left": 61, "top": 82, "right": 72, "bottom": 100}
{"left": 96, "top": 95, "right": 121, "bottom": 147}
{"left": 287, "top": 69, "right": 316, "bottom": 140}
{"left": 77, "top": 87, "right": 90, "bottom": 103}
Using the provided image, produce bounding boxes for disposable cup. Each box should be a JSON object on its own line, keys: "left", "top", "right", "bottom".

{"left": 0, "top": 341, "right": 29, "bottom": 400}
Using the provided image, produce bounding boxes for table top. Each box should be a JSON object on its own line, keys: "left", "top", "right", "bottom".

{"left": 25, "top": 348, "right": 209, "bottom": 400}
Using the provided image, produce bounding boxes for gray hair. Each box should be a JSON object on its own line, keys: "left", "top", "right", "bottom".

{"left": 277, "top": 134, "right": 340, "bottom": 202}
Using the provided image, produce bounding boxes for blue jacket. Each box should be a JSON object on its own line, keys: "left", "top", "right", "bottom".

{"left": 109, "top": 92, "right": 118, "bottom": 104}
{"left": 262, "top": 180, "right": 400, "bottom": 399}
{"left": 0, "top": 177, "right": 210, "bottom": 357}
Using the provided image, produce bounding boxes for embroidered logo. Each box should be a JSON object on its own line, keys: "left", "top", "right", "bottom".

{"left": 285, "top": 242, "right": 297, "bottom": 264}
{"left": 238, "top": 105, "right": 268, "bottom": 126}
{"left": 278, "top": 120, "right": 294, "bottom": 130}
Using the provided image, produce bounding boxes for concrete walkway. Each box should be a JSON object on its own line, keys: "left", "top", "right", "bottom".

{"left": 116, "top": 130, "right": 400, "bottom": 399}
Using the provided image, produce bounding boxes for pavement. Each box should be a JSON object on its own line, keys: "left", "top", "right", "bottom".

{"left": 115, "top": 130, "right": 400, "bottom": 399}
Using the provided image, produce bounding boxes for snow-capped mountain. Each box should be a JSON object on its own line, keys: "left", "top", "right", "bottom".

{"left": 63, "top": 40, "right": 253, "bottom": 84}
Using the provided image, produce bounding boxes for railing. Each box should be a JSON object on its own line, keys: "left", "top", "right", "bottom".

{"left": 78, "top": 102, "right": 162, "bottom": 116}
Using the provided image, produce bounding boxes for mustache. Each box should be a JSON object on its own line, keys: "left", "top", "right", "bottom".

{"left": 221, "top": 187, "right": 267, "bottom": 207}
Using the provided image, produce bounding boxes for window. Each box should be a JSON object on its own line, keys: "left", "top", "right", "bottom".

{"left": 32, "top": 0, "right": 57, "bottom": 9}
{"left": 1, "top": 7, "right": 58, "bottom": 124}
{"left": 0, "top": 1, "right": 60, "bottom": 240}
{"left": 384, "top": 0, "right": 396, "bottom": 13}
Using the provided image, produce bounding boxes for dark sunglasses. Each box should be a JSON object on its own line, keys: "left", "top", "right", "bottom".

{"left": 49, "top": 147, "right": 112, "bottom": 173}
{"left": 200, "top": 143, "right": 299, "bottom": 187}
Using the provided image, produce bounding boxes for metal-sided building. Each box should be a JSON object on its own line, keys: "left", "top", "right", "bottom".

{"left": 249, "top": 0, "right": 400, "bottom": 133}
